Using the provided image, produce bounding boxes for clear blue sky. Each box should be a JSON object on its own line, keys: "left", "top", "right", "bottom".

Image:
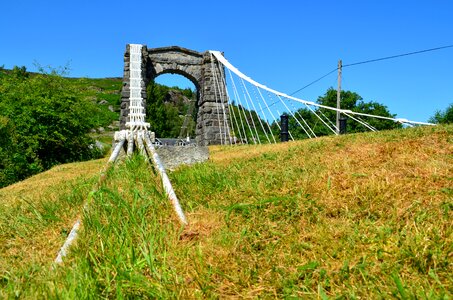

{"left": 2, "top": 0, "right": 452, "bottom": 122}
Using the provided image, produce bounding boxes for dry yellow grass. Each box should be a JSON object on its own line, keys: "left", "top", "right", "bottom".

{"left": 0, "top": 157, "right": 107, "bottom": 206}
{"left": 0, "top": 157, "right": 108, "bottom": 279}
{"left": 1, "top": 125, "right": 452, "bottom": 298}
{"left": 174, "top": 126, "right": 452, "bottom": 298}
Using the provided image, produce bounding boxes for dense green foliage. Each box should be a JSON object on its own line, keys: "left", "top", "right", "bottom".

{"left": 429, "top": 103, "right": 453, "bottom": 124}
{"left": 0, "top": 67, "right": 118, "bottom": 187}
{"left": 146, "top": 81, "right": 196, "bottom": 138}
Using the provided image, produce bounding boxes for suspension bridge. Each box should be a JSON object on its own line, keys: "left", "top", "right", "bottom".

{"left": 54, "top": 44, "right": 434, "bottom": 265}
{"left": 119, "top": 44, "right": 434, "bottom": 146}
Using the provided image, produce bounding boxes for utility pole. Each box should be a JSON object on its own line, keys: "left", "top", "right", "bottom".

{"left": 336, "top": 59, "right": 342, "bottom": 134}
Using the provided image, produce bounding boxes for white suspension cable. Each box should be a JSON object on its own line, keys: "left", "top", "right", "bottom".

{"left": 343, "top": 112, "right": 377, "bottom": 132}
{"left": 209, "top": 53, "right": 224, "bottom": 145}
{"left": 216, "top": 59, "right": 232, "bottom": 143}
{"left": 236, "top": 84, "right": 256, "bottom": 144}
{"left": 317, "top": 106, "right": 338, "bottom": 130}
{"left": 256, "top": 99, "right": 277, "bottom": 143}
{"left": 239, "top": 78, "right": 261, "bottom": 144}
{"left": 355, "top": 115, "right": 378, "bottom": 131}
{"left": 265, "top": 91, "right": 283, "bottom": 131}
{"left": 288, "top": 101, "right": 316, "bottom": 138}
{"left": 218, "top": 62, "right": 237, "bottom": 144}
{"left": 250, "top": 85, "right": 272, "bottom": 143}
{"left": 277, "top": 94, "right": 315, "bottom": 138}
{"left": 256, "top": 89, "right": 280, "bottom": 141}
{"left": 227, "top": 69, "right": 249, "bottom": 143}
{"left": 230, "top": 69, "right": 256, "bottom": 144}
{"left": 209, "top": 50, "right": 435, "bottom": 127}
{"left": 303, "top": 102, "right": 338, "bottom": 135}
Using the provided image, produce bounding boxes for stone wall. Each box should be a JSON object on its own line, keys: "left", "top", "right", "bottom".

{"left": 119, "top": 45, "right": 230, "bottom": 146}
{"left": 155, "top": 146, "right": 209, "bottom": 171}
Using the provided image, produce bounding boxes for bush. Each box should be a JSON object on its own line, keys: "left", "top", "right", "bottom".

{"left": 0, "top": 66, "right": 102, "bottom": 187}
{"left": 429, "top": 103, "right": 453, "bottom": 124}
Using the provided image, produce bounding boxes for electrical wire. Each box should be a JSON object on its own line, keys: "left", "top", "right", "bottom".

{"left": 289, "top": 68, "right": 338, "bottom": 96}
{"left": 343, "top": 44, "right": 453, "bottom": 67}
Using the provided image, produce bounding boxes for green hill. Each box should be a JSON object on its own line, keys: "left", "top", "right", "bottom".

{"left": 0, "top": 125, "right": 451, "bottom": 298}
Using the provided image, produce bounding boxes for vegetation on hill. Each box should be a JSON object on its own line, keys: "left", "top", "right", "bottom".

{"left": 0, "top": 66, "right": 123, "bottom": 188}
{"left": 430, "top": 103, "right": 453, "bottom": 124}
{"left": 0, "top": 125, "right": 451, "bottom": 298}
{"left": 0, "top": 67, "right": 107, "bottom": 187}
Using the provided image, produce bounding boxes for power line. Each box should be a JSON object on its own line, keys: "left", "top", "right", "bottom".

{"left": 290, "top": 67, "right": 338, "bottom": 96}
{"left": 289, "top": 44, "right": 453, "bottom": 97}
{"left": 343, "top": 44, "right": 453, "bottom": 67}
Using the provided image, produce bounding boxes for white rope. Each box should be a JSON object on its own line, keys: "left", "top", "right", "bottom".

{"left": 250, "top": 86, "right": 272, "bottom": 143}
{"left": 235, "top": 77, "right": 257, "bottom": 144}
{"left": 287, "top": 101, "right": 317, "bottom": 138}
{"left": 355, "top": 115, "right": 378, "bottom": 131}
{"left": 240, "top": 78, "right": 262, "bottom": 144}
{"left": 277, "top": 94, "right": 315, "bottom": 138}
{"left": 217, "top": 60, "right": 234, "bottom": 144}
{"left": 223, "top": 71, "right": 242, "bottom": 144}
{"left": 343, "top": 112, "right": 377, "bottom": 132}
{"left": 238, "top": 78, "right": 260, "bottom": 144}
{"left": 210, "top": 54, "right": 224, "bottom": 144}
{"left": 144, "top": 134, "right": 187, "bottom": 225}
{"left": 209, "top": 50, "right": 435, "bottom": 127}
{"left": 257, "top": 100, "right": 277, "bottom": 143}
{"left": 264, "top": 91, "right": 283, "bottom": 131}
{"left": 237, "top": 83, "right": 256, "bottom": 144}
{"left": 227, "top": 69, "right": 249, "bottom": 143}
{"left": 303, "top": 102, "right": 338, "bottom": 135}
{"left": 288, "top": 101, "right": 315, "bottom": 138}
{"left": 54, "top": 138, "right": 126, "bottom": 265}
{"left": 317, "top": 106, "right": 338, "bottom": 130}
{"left": 212, "top": 55, "right": 232, "bottom": 144}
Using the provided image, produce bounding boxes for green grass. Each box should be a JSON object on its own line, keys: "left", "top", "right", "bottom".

{"left": 68, "top": 77, "right": 122, "bottom": 128}
{"left": 0, "top": 125, "right": 452, "bottom": 298}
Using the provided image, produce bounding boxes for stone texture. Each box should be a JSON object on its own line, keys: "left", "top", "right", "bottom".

{"left": 119, "top": 45, "right": 230, "bottom": 145}
{"left": 155, "top": 146, "right": 209, "bottom": 171}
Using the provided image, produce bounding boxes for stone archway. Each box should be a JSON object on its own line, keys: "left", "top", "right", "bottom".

{"left": 119, "top": 45, "right": 229, "bottom": 145}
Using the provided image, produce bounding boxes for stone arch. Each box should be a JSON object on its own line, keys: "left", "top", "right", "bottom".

{"left": 119, "top": 45, "right": 229, "bottom": 145}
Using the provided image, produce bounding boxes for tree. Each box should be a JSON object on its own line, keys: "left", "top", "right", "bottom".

{"left": 0, "top": 66, "right": 102, "bottom": 187}
{"left": 429, "top": 103, "right": 453, "bottom": 124}
{"left": 316, "top": 88, "right": 401, "bottom": 134}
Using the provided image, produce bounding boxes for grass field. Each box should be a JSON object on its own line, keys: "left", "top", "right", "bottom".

{"left": 0, "top": 125, "right": 451, "bottom": 298}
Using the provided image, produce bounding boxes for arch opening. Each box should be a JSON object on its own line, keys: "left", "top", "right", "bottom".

{"left": 146, "top": 73, "right": 198, "bottom": 140}
{"left": 119, "top": 45, "right": 229, "bottom": 145}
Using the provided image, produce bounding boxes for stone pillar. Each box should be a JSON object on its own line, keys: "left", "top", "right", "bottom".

{"left": 196, "top": 52, "right": 230, "bottom": 146}
{"left": 119, "top": 44, "right": 148, "bottom": 130}
{"left": 119, "top": 45, "right": 230, "bottom": 145}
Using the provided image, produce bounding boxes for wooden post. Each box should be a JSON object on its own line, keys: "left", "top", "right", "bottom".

{"left": 336, "top": 59, "right": 342, "bottom": 134}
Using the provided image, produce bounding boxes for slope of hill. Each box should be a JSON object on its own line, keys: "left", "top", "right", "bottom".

{"left": 0, "top": 125, "right": 451, "bottom": 298}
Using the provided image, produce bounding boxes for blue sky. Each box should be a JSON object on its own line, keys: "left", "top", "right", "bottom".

{"left": 1, "top": 0, "right": 452, "bottom": 122}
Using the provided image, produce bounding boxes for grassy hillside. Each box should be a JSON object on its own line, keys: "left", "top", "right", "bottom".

{"left": 0, "top": 125, "right": 451, "bottom": 298}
